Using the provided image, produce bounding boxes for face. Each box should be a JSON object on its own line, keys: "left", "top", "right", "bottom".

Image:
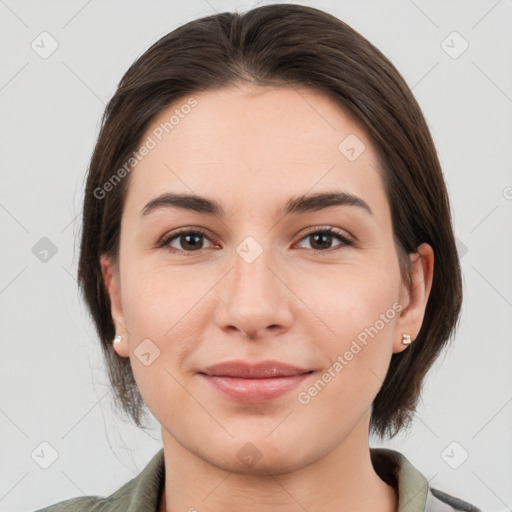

{"left": 101, "top": 85, "right": 431, "bottom": 474}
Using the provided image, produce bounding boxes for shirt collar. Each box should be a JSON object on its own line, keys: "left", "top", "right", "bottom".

{"left": 370, "top": 447, "right": 430, "bottom": 511}
{"left": 122, "top": 447, "right": 431, "bottom": 512}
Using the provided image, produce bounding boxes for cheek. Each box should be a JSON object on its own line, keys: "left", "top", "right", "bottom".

{"left": 118, "top": 257, "right": 214, "bottom": 403}
{"left": 121, "top": 277, "right": 200, "bottom": 424}
{"left": 296, "top": 260, "right": 400, "bottom": 386}
{"left": 298, "top": 258, "right": 399, "bottom": 333}
{"left": 294, "top": 275, "right": 398, "bottom": 430}
{"left": 120, "top": 251, "right": 207, "bottom": 337}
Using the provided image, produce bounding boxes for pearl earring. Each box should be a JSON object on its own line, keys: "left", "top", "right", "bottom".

{"left": 401, "top": 333, "right": 412, "bottom": 345}
{"left": 113, "top": 335, "right": 122, "bottom": 345}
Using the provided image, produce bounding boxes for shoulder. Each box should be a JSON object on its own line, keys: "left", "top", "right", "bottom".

{"left": 34, "top": 495, "right": 109, "bottom": 512}
{"left": 427, "top": 486, "right": 483, "bottom": 512}
{"left": 34, "top": 449, "right": 165, "bottom": 512}
{"left": 370, "top": 447, "right": 483, "bottom": 512}
{"left": 34, "top": 479, "right": 146, "bottom": 512}
{"left": 34, "top": 484, "right": 135, "bottom": 512}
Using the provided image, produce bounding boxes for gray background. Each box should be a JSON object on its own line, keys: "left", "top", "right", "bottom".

{"left": 1, "top": 1, "right": 511, "bottom": 511}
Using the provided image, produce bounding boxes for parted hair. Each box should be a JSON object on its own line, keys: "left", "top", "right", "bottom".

{"left": 77, "top": 3, "right": 462, "bottom": 439}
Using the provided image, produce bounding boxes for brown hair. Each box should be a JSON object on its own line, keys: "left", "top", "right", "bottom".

{"left": 78, "top": 3, "right": 462, "bottom": 439}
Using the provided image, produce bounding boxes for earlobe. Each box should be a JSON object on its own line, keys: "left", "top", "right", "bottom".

{"left": 100, "top": 255, "right": 130, "bottom": 358}
{"left": 393, "top": 243, "right": 434, "bottom": 354}
{"left": 112, "top": 334, "right": 130, "bottom": 358}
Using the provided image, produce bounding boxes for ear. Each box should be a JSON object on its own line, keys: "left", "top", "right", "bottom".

{"left": 100, "top": 254, "right": 130, "bottom": 358}
{"left": 393, "top": 243, "right": 434, "bottom": 354}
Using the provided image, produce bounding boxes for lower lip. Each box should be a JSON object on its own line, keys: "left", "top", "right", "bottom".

{"left": 199, "top": 372, "right": 313, "bottom": 403}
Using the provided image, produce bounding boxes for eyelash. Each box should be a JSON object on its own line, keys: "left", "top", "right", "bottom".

{"left": 157, "top": 226, "right": 355, "bottom": 256}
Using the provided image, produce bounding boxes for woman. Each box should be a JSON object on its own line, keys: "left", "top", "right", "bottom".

{"left": 37, "top": 3, "right": 482, "bottom": 511}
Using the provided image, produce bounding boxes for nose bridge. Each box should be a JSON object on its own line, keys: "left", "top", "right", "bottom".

{"left": 214, "top": 231, "right": 293, "bottom": 337}
{"left": 231, "top": 233, "right": 280, "bottom": 306}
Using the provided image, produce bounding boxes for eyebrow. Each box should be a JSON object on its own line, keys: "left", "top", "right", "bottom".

{"left": 140, "top": 190, "right": 373, "bottom": 218}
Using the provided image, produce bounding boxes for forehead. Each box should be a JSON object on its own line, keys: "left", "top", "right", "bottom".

{"left": 123, "top": 85, "right": 385, "bottom": 217}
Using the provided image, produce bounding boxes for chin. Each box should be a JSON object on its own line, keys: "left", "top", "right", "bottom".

{"left": 200, "top": 435, "right": 315, "bottom": 476}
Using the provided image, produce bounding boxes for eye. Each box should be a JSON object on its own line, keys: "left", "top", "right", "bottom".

{"left": 296, "top": 227, "right": 353, "bottom": 251}
{"left": 158, "top": 226, "right": 353, "bottom": 255}
{"left": 158, "top": 227, "right": 216, "bottom": 254}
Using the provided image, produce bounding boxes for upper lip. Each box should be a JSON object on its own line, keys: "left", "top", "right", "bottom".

{"left": 199, "top": 360, "right": 313, "bottom": 378}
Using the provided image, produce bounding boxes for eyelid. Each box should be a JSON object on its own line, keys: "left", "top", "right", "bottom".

{"left": 156, "top": 226, "right": 215, "bottom": 249}
{"left": 298, "top": 225, "right": 354, "bottom": 244}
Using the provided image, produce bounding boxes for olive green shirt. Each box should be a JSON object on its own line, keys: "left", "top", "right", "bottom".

{"left": 35, "top": 447, "right": 482, "bottom": 511}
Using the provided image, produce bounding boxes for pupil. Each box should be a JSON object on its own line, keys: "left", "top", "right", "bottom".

{"left": 183, "top": 233, "right": 202, "bottom": 250}
{"left": 312, "top": 233, "right": 331, "bottom": 250}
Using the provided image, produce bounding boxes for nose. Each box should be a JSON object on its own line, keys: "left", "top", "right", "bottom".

{"left": 213, "top": 241, "right": 294, "bottom": 340}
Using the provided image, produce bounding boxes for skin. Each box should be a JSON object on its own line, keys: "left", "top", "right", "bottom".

{"left": 101, "top": 84, "right": 434, "bottom": 512}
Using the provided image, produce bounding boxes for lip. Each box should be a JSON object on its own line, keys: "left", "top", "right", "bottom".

{"left": 200, "top": 360, "right": 311, "bottom": 378}
{"left": 198, "top": 360, "right": 314, "bottom": 403}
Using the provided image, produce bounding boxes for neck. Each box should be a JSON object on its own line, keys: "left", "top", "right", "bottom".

{"left": 159, "top": 417, "right": 397, "bottom": 512}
